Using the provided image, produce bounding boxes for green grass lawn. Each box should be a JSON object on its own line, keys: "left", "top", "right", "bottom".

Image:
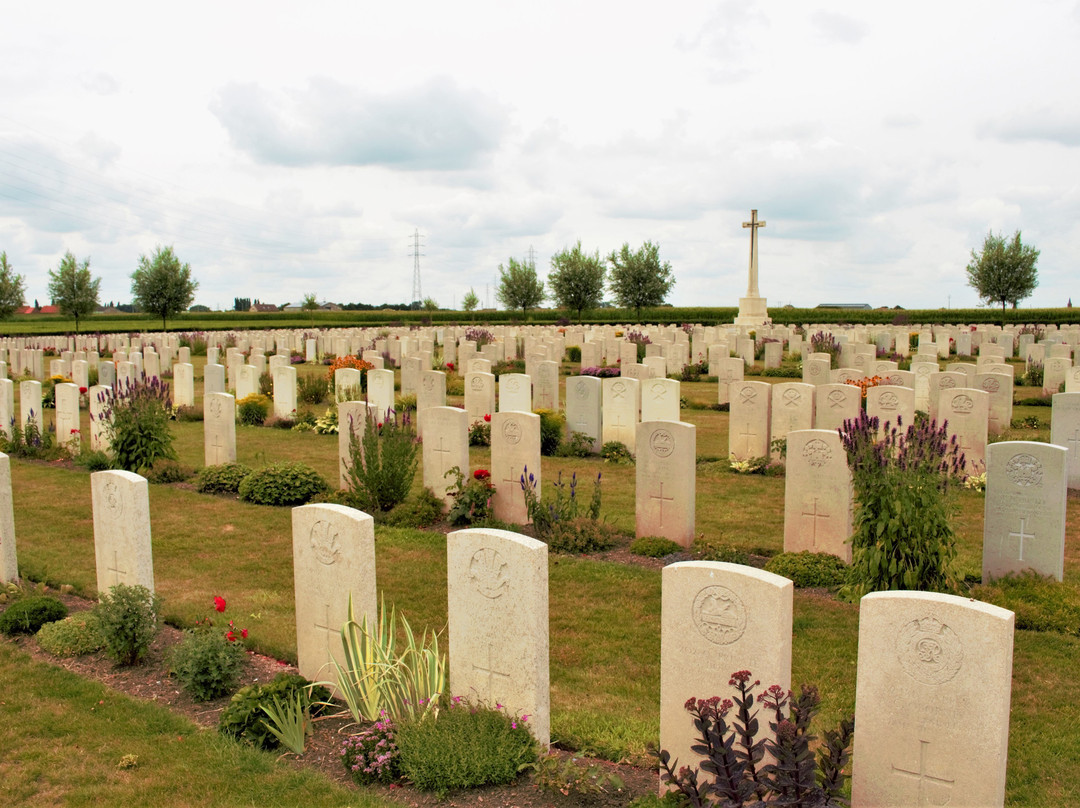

{"left": 4, "top": 365, "right": 1080, "bottom": 806}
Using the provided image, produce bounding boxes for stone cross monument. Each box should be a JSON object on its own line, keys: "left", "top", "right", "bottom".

{"left": 735, "top": 209, "right": 770, "bottom": 326}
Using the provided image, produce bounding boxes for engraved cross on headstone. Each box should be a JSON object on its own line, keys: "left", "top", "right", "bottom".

{"left": 107, "top": 550, "right": 128, "bottom": 586}
{"left": 313, "top": 603, "right": 336, "bottom": 651}
{"left": 740, "top": 424, "right": 757, "bottom": 455}
{"left": 891, "top": 739, "right": 955, "bottom": 805}
{"left": 801, "top": 498, "right": 830, "bottom": 547}
{"left": 502, "top": 466, "right": 522, "bottom": 505}
{"left": 432, "top": 435, "right": 451, "bottom": 471}
{"left": 472, "top": 643, "right": 512, "bottom": 701}
{"left": 1008, "top": 518, "right": 1035, "bottom": 562}
{"left": 650, "top": 482, "right": 675, "bottom": 527}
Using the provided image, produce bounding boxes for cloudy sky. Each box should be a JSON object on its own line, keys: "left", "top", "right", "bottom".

{"left": 2, "top": 1, "right": 1078, "bottom": 313}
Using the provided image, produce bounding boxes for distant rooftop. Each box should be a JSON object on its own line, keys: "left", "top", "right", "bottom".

{"left": 815, "top": 303, "right": 873, "bottom": 310}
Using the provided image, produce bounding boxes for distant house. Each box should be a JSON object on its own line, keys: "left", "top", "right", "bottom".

{"left": 815, "top": 303, "right": 872, "bottom": 310}
{"left": 282, "top": 300, "right": 342, "bottom": 312}
{"left": 249, "top": 303, "right": 279, "bottom": 313}
{"left": 16, "top": 305, "right": 59, "bottom": 315}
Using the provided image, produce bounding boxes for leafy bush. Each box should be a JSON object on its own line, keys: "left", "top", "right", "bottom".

{"left": 97, "top": 377, "right": 177, "bottom": 474}
{"left": 344, "top": 410, "right": 419, "bottom": 512}
{"left": 340, "top": 719, "right": 401, "bottom": 786}
{"left": 521, "top": 468, "right": 601, "bottom": 539}
{"left": 95, "top": 584, "right": 162, "bottom": 666}
{"left": 554, "top": 430, "right": 594, "bottom": 458}
{"left": 839, "top": 409, "right": 963, "bottom": 600}
{"left": 0, "top": 595, "right": 68, "bottom": 636}
{"left": 380, "top": 488, "right": 444, "bottom": 529}
{"left": 196, "top": 463, "right": 253, "bottom": 495}
{"left": 446, "top": 467, "right": 495, "bottom": 526}
{"left": 172, "top": 405, "right": 203, "bottom": 422}
{"left": 693, "top": 538, "right": 749, "bottom": 565}
{"left": 397, "top": 700, "right": 539, "bottom": 798}
{"left": 36, "top": 611, "right": 104, "bottom": 656}
{"left": 1, "top": 414, "right": 59, "bottom": 460}
{"left": 297, "top": 373, "right": 328, "bottom": 404}
{"left": 972, "top": 571, "right": 1080, "bottom": 635}
{"left": 219, "top": 673, "right": 330, "bottom": 750}
{"left": 810, "top": 331, "right": 841, "bottom": 368}
{"left": 546, "top": 517, "right": 622, "bottom": 554}
{"left": 144, "top": 460, "right": 196, "bottom": 484}
{"left": 600, "top": 441, "right": 634, "bottom": 464}
{"left": 1022, "top": 361, "right": 1044, "bottom": 388}
{"left": 764, "top": 551, "right": 848, "bottom": 588}
{"left": 238, "top": 461, "right": 328, "bottom": 506}
{"left": 236, "top": 393, "right": 271, "bottom": 426}
{"left": 566, "top": 345, "right": 582, "bottom": 362}
{"left": 761, "top": 364, "right": 803, "bottom": 378}
{"left": 171, "top": 628, "right": 247, "bottom": 701}
{"left": 73, "top": 448, "right": 113, "bottom": 472}
{"left": 534, "top": 409, "right": 565, "bottom": 456}
{"left": 468, "top": 417, "right": 491, "bottom": 446}
{"left": 530, "top": 753, "right": 625, "bottom": 797}
{"left": 630, "top": 536, "right": 684, "bottom": 558}
{"left": 656, "top": 671, "right": 853, "bottom": 807}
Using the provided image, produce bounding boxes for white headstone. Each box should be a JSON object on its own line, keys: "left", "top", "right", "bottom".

{"left": 0, "top": 454, "right": 16, "bottom": 582}
{"left": 783, "top": 430, "right": 852, "bottom": 561}
{"left": 423, "top": 406, "right": 470, "bottom": 503}
{"left": 602, "top": 377, "right": 640, "bottom": 452}
{"left": 204, "top": 392, "right": 237, "bottom": 466}
{"left": 565, "top": 376, "right": 602, "bottom": 452}
{"left": 1051, "top": 392, "right": 1080, "bottom": 489}
{"left": 636, "top": 421, "right": 696, "bottom": 546}
{"left": 490, "top": 411, "right": 541, "bottom": 524}
{"left": 91, "top": 470, "right": 154, "bottom": 594}
{"left": 728, "top": 381, "right": 771, "bottom": 460}
{"left": 499, "top": 373, "right": 532, "bottom": 413}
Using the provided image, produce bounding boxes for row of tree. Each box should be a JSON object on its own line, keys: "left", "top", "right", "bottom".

{"left": 0, "top": 246, "right": 198, "bottom": 332}
{"left": 481, "top": 240, "right": 676, "bottom": 321}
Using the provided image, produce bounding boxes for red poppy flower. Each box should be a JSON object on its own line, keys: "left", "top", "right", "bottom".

{"left": 214, "top": 596, "right": 226, "bottom": 613}
{"left": 241, "top": 628, "right": 249, "bottom": 639}
{"left": 225, "top": 631, "right": 236, "bottom": 642}
{"left": 483, "top": 413, "right": 491, "bottom": 422}
{"left": 474, "top": 469, "right": 491, "bottom": 480}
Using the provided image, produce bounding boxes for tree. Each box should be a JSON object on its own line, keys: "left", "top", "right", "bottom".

{"left": 547, "top": 241, "right": 606, "bottom": 321}
{"left": 496, "top": 257, "right": 545, "bottom": 316}
{"left": 0, "top": 252, "right": 26, "bottom": 320}
{"left": 301, "top": 292, "right": 319, "bottom": 325}
{"left": 131, "top": 245, "right": 198, "bottom": 330}
{"left": 48, "top": 251, "right": 100, "bottom": 334}
{"left": 461, "top": 288, "right": 479, "bottom": 312}
{"left": 233, "top": 297, "right": 251, "bottom": 312}
{"left": 607, "top": 240, "right": 675, "bottom": 320}
{"left": 422, "top": 297, "right": 439, "bottom": 312}
{"left": 966, "top": 230, "right": 1040, "bottom": 315}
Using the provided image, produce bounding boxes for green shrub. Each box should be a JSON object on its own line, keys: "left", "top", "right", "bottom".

{"left": 630, "top": 535, "right": 683, "bottom": 558}
{"left": 297, "top": 373, "right": 328, "bottom": 404}
{"left": 1, "top": 415, "right": 59, "bottom": 460}
{"left": 238, "top": 461, "right": 328, "bottom": 506}
{"left": 381, "top": 488, "right": 445, "bottom": 528}
{"left": 468, "top": 418, "right": 491, "bottom": 446}
{"left": 972, "top": 571, "right": 1080, "bottom": 635}
{"left": 554, "top": 430, "right": 594, "bottom": 458}
{"left": 73, "top": 449, "right": 113, "bottom": 472}
{"left": 171, "top": 628, "right": 248, "bottom": 701}
{"left": 97, "top": 377, "right": 177, "bottom": 474}
{"left": 95, "top": 583, "right": 162, "bottom": 666}
{"left": 36, "top": 611, "right": 104, "bottom": 656}
{"left": 196, "top": 463, "right": 253, "bottom": 495}
{"left": 236, "top": 393, "right": 271, "bottom": 426}
{"left": 762, "top": 364, "right": 804, "bottom": 378}
{"left": 521, "top": 469, "right": 601, "bottom": 540}
{"left": 764, "top": 551, "right": 848, "bottom": 588}
{"left": 397, "top": 701, "right": 539, "bottom": 798}
{"left": 145, "top": 460, "right": 196, "bottom": 484}
{"left": 0, "top": 595, "right": 68, "bottom": 636}
{"left": 566, "top": 345, "right": 582, "bottom": 362}
{"left": 546, "top": 517, "right": 622, "bottom": 554}
{"left": 173, "top": 405, "right": 204, "bottom": 422}
{"left": 344, "top": 410, "right": 419, "bottom": 512}
{"left": 534, "top": 409, "right": 565, "bottom": 456}
{"left": 693, "top": 538, "right": 749, "bottom": 565}
{"left": 600, "top": 441, "right": 634, "bottom": 464}
{"left": 446, "top": 467, "right": 495, "bottom": 526}
{"left": 340, "top": 719, "right": 401, "bottom": 786}
{"left": 219, "top": 673, "right": 331, "bottom": 750}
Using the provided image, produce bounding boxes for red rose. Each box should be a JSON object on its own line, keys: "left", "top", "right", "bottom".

{"left": 483, "top": 413, "right": 491, "bottom": 422}
{"left": 241, "top": 628, "right": 248, "bottom": 639}
{"left": 214, "top": 596, "right": 226, "bottom": 613}
{"left": 225, "top": 631, "right": 236, "bottom": 642}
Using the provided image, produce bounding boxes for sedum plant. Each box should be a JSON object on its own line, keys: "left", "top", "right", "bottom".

{"left": 333, "top": 595, "right": 445, "bottom": 725}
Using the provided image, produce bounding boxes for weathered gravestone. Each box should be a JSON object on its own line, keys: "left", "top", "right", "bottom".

{"left": 91, "top": 470, "right": 154, "bottom": 594}
{"left": 173, "top": 363, "right": 195, "bottom": 408}
{"left": 1051, "top": 392, "right": 1080, "bottom": 489}
{"left": 602, "top": 377, "right": 640, "bottom": 452}
{"left": 272, "top": 364, "right": 297, "bottom": 418}
{"left": 851, "top": 591, "right": 1014, "bottom": 808}
{"left": 976, "top": 372, "right": 1012, "bottom": 435}
{"left": 89, "top": 385, "right": 111, "bottom": 451}
{"left": 715, "top": 357, "right": 744, "bottom": 406}
{"left": 769, "top": 382, "right": 815, "bottom": 458}
{"left": 422, "top": 406, "right": 469, "bottom": 503}
{"left": 640, "top": 378, "right": 680, "bottom": 423}
{"left": 19, "top": 380, "right": 42, "bottom": 432}
{"left": 499, "top": 373, "right": 532, "bottom": 413}
{"left": 534, "top": 360, "right": 560, "bottom": 411}
{"left": 367, "top": 368, "right": 394, "bottom": 420}
{"left": 464, "top": 372, "right": 496, "bottom": 424}
{"left": 54, "top": 383, "right": 81, "bottom": 450}
{"left": 636, "top": 421, "right": 696, "bottom": 546}
{"left": 416, "top": 369, "right": 446, "bottom": 440}
{"left": 0, "top": 454, "right": 16, "bottom": 582}
{"left": 660, "top": 562, "right": 792, "bottom": 795}
{"left": 204, "top": 392, "right": 237, "bottom": 466}
{"left": 565, "top": 376, "right": 602, "bottom": 452}
{"left": 783, "top": 430, "right": 852, "bottom": 561}
{"left": 728, "top": 381, "right": 771, "bottom": 460}
{"left": 983, "top": 441, "right": 1066, "bottom": 582}
{"left": 0, "top": 378, "right": 12, "bottom": 440}
{"left": 490, "top": 411, "right": 540, "bottom": 524}
{"left": 448, "top": 527, "right": 550, "bottom": 746}
{"left": 203, "top": 363, "right": 225, "bottom": 396}
{"left": 291, "top": 503, "right": 376, "bottom": 684}
{"left": 814, "top": 383, "right": 860, "bottom": 433}
{"left": 941, "top": 388, "right": 989, "bottom": 475}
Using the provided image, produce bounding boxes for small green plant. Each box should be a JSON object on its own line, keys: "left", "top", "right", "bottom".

{"left": 172, "top": 405, "right": 203, "bottom": 422}
{"left": 468, "top": 416, "right": 492, "bottom": 446}
{"left": 656, "top": 670, "right": 854, "bottom": 807}
{"left": 73, "top": 448, "right": 113, "bottom": 471}
{"left": 297, "top": 373, "right": 328, "bottom": 404}
{"left": 170, "top": 596, "right": 248, "bottom": 701}
{"left": 555, "top": 430, "right": 595, "bottom": 458}
{"left": 397, "top": 699, "right": 539, "bottom": 799}
{"left": 36, "top": 612, "right": 104, "bottom": 656}
{"left": 96, "top": 377, "right": 177, "bottom": 474}
{"left": 1, "top": 412, "right": 58, "bottom": 460}
{"left": 344, "top": 409, "right": 419, "bottom": 512}
{"left": 380, "top": 487, "right": 445, "bottom": 529}
{"left": 769, "top": 437, "right": 787, "bottom": 460}
{"left": 546, "top": 518, "right": 622, "bottom": 554}
{"left": 693, "top": 538, "right": 749, "bottom": 565}
{"left": 95, "top": 583, "right": 162, "bottom": 666}
{"left": 333, "top": 595, "right": 446, "bottom": 726}
{"left": 219, "top": 673, "right": 330, "bottom": 750}
{"left": 445, "top": 467, "right": 495, "bottom": 526}
{"left": 144, "top": 460, "right": 196, "bottom": 484}
{"left": 566, "top": 345, "right": 582, "bottom": 362}
{"left": 600, "top": 441, "right": 634, "bottom": 464}
{"left": 530, "top": 753, "right": 625, "bottom": 797}
{"left": 195, "top": 463, "right": 253, "bottom": 495}
{"left": 630, "top": 535, "right": 684, "bottom": 558}
{"left": 236, "top": 393, "right": 271, "bottom": 426}
{"left": 313, "top": 407, "right": 338, "bottom": 434}
{"left": 0, "top": 595, "right": 68, "bottom": 636}
{"left": 238, "top": 461, "right": 328, "bottom": 506}
{"left": 340, "top": 718, "right": 401, "bottom": 785}
{"left": 962, "top": 472, "right": 987, "bottom": 492}
{"left": 764, "top": 552, "right": 848, "bottom": 589}
{"left": 520, "top": 467, "right": 602, "bottom": 540}
{"left": 259, "top": 691, "right": 310, "bottom": 755}
{"left": 534, "top": 408, "right": 565, "bottom": 456}
{"left": 1023, "top": 361, "right": 1044, "bottom": 388}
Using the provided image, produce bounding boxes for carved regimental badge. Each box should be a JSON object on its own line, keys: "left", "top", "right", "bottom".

{"left": 982, "top": 378, "right": 1001, "bottom": 393}
{"left": 782, "top": 389, "right": 801, "bottom": 407}
{"left": 827, "top": 390, "right": 848, "bottom": 409}
{"left": 692, "top": 586, "right": 747, "bottom": 645}
{"left": 575, "top": 380, "right": 587, "bottom": 398}
{"left": 501, "top": 419, "right": 521, "bottom": 445}
{"left": 649, "top": 428, "right": 674, "bottom": 458}
{"left": 879, "top": 391, "right": 899, "bottom": 410}
{"left": 802, "top": 439, "right": 831, "bottom": 467}
{"left": 738, "top": 386, "right": 756, "bottom": 405}
{"left": 470, "top": 377, "right": 484, "bottom": 391}
{"left": 1005, "top": 453, "right": 1043, "bottom": 487}
{"left": 950, "top": 394, "right": 974, "bottom": 414}
{"left": 102, "top": 481, "right": 123, "bottom": 517}
{"left": 468, "top": 547, "right": 509, "bottom": 599}
{"left": 896, "top": 616, "right": 963, "bottom": 684}
{"left": 309, "top": 520, "right": 342, "bottom": 566}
